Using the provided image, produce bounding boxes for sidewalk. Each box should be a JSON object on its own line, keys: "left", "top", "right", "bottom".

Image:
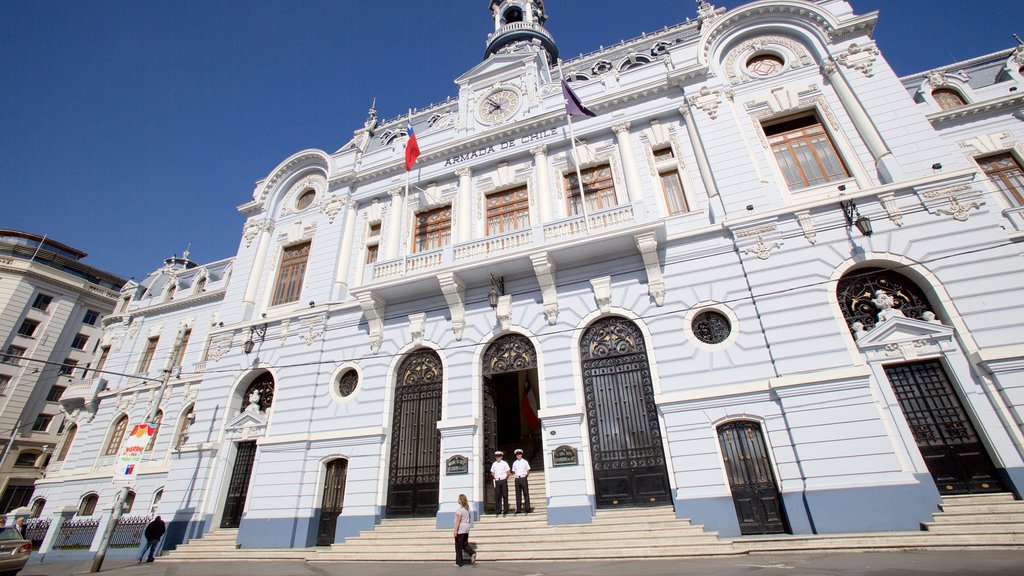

{"left": 18, "top": 550, "right": 1024, "bottom": 576}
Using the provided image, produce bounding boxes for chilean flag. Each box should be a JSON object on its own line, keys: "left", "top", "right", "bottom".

{"left": 405, "top": 121, "right": 420, "bottom": 171}
{"left": 521, "top": 378, "right": 540, "bottom": 430}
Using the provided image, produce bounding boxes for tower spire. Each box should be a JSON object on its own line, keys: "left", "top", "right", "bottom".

{"left": 484, "top": 1, "right": 558, "bottom": 64}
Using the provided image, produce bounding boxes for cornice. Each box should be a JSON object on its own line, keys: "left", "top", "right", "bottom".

{"left": 925, "top": 94, "right": 1024, "bottom": 125}
{"left": 899, "top": 48, "right": 1017, "bottom": 83}
{"left": 0, "top": 258, "right": 121, "bottom": 303}
{"left": 128, "top": 288, "right": 227, "bottom": 317}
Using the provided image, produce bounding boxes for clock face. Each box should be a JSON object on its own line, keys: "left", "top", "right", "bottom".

{"left": 477, "top": 88, "right": 521, "bottom": 124}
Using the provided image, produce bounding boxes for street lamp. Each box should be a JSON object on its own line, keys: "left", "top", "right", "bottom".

{"left": 243, "top": 324, "right": 267, "bottom": 355}
{"left": 840, "top": 199, "right": 873, "bottom": 237}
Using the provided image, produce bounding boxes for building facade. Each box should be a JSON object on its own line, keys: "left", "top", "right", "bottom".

{"left": 35, "top": 0, "right": 1024, "bottom": 552}
{"left": 0, "top": 230, "right": 125, "bottom": 516}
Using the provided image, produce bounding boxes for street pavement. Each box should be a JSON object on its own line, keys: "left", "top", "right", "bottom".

{"left": 18, "top": 551, "right": 1024, "bottom": 576}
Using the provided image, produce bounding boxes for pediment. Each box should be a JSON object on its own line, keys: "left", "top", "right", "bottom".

{"left": 456, "top": 50, "right": 546, "bottom": 87}
{"left": 224, "top": 408, "right": 268, "bottom": 431}
{"left": 856, "top": 316, "right": 953, "bottom": 349}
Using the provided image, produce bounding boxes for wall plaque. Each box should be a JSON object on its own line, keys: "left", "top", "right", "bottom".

{"left": 446, "top": 455, "right": 469, "bottom": 475}
{"left": 552, "top": 445, "right": 578, "bottom": 467}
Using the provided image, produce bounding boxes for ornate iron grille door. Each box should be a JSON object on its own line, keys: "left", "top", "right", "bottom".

{"left": 386, "top": 350, "right": 443, "bottom": 517}
{"left": 580, "top": 317, "right": 671, "bottom": 508}
{"left": 483, "top": 376, "right": 497, "bottom": 513}
{"left": 717, "top": 421, "right": 786, "bottom": 535}
{"left": 221, "top": 440, "right": 257, "bottom": 528}
{"left": 316, "top": 459, "right": 348, "bottom": 546}
{"left": 884, "top": 361, "right": 1004, "bottom": 494}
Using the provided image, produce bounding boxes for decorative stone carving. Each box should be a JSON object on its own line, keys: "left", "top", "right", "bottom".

{"left": 320, "top": 195, "right": 345, "bottom": 224}
{"left": 242, "top": 220, "right": 272, "bottom": 248}
{"left": 935, "top": 195, "right": 984, "bottom": 221}
{"left": 919, "top": 184, "right": 985, "bottom": 222}
{"left": 207, "top": 333, "right": 233, "bottom": 362}
{"left": 280, "top": 174, "right": 328, "bottom": 217}
{"left": 835, "top": 43, "right": 879, "bottom": 77}
{"left": 724, "top": 35, "right": 814, "bottom": 86}
{"left": 795, "top": 211, "right": 817, "bottom": 244}
{"left": 688, "top": 86, "right": 722, "bottom": 120}
{"left": 530, "top": 253, "right": 559, "bottom": 325}
{"left": 871, "top": 290, "right": 906, "bottom": 322}
{"left": 926, "top": 69, "right": 949, "bottom": 88}
{"left": 357, "top": 292, "right": 386, "bottom": 354}
{"left": 743, "top": 236, "right": 781, "bottom": 260}
{"left": 496, "top": 294, "right": 512, "bottom": 331}
{"left": 876, "top": 193, "right": 903, "bottom": 227}
{"left": 437, "top": 273, "right": 466, "bottom": 341}
{"left": 409, "top": 313, "right": 426, "bottom": 347}
{"left": 634, "top": 233, "right": 665, "bottom": 306}
{"left": 590, "top": 276, "right": 612, "bottom": 313}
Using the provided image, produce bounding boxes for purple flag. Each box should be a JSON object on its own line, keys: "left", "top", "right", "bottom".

{"left": 562, "top": 79, "right": 596, "bottom": 117}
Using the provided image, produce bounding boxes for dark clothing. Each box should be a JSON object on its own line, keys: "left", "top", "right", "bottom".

{"left": 493, "top": 478, "right": 509, "bottom": 515}
{"left": 515, "top": 476, "right": 531, "bottom": 512}
{"left": 454, "top": 533, "right": 474, "bottom": 566}
{"left": 144, "top": 518, "right": 166, "bottom": 540}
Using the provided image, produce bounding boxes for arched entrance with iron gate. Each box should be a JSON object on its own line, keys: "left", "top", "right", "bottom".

{"left": 481, "top": 333, "right": 541, "bottom": 513}
{"left": 386, "top": 349, "right": 443, "bottom": 517}
{"left": 316, "top": 458, "right": 348, "bottom": 546}
{"left": 580, "top": 316, "right": 671, "bottom": 508}
{"left": 221, "top": 371, "right": 274, "bottom": 529}
{"left": 837, "top": 267, "right": 1005, "bottom": 495}
{"left": 717, "top": 420, "right": 787, "bottom": 535}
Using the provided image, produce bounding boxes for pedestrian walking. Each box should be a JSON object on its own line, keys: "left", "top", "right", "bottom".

{"left": 13, "top": 518, "right": 25, "bottom": 538}
{"left": 512, "top": 448, "right": 532, "bottom": 514}
{"left": 490, "top": 451, "right": 511, "bottom": 517}
{"left": 453, "top": 494, "right": 475, "bottom": 567}
{"left": 138, "top": 515, "right": 166, "bottom": 563}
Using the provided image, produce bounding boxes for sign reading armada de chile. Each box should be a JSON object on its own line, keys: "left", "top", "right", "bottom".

{"left": 443, "top": 127, "right": 559, "bottom": 167}
{"left": 113, "top": 423, "right": 158, "bottom": 486}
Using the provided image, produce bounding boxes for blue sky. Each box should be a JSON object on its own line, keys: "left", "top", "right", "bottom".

{"left": 1, "top": 0, "right": 1020, "bottom": 280}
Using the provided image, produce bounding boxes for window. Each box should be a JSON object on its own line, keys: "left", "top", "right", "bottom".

{"left": 78, "top": 493, "right": 98, "bottom": 516}
{"left": 2, "top": 346, "right": 26, "bottom": 366}
{"left": 163, "top": 284, "right": 176, "bottom": 303}
{"left": 150, "top": 489, "right": 163, "bottom": 514}
{"left": 337, "top": 369, "right": 358, "bottom": 398}
{"left": 46, "top": 385, "right": 66, "bottom": 402}
{"left": 565, "top": 165, "right": 617, "bottom": 216}
{"left": 271, "top": 242, "right": 311, "bottom": 306}
{"left": 652, "top": 147, "right": 689, "bottom": 215}
{"left": 94, "top": 345, "right": 111, "bottom": 377}
{"left": 0, "top": 485, "right": 34, "bottom": 514}
{"left": 17, "top": 319, "right": 39, "bottom": 338}
{"left": 194, "top": 276, "right": 207, "bottom": 294}
{"left": 977, "top": 153, "right": 1024, "bottom": 205}
{"left": 146, "top": 411, "right": 163, "bottom": 452}
{"left": 296, "top": 189, "right": 316, "bottom": 210}
{"left": 57, "top": 425, "right": 77, "bottom": 461}
{"left": 0, "top": 376, "right": 9, "bottom": 395}
{"left": 59, "top": 359, "right": 78, "bottom": 376}
{"left": 32, "top": 294, "right": 53, "bottom": 311}
{"left": 365, "top": 244, "right": 379, "bottom": 265}
{"left": 174, "top": 406, "right": 194, "bottom": 451}
{"left": 15, "top": 451, "right": 39, "bottom": 467}
{"left": 123, "top": 490, "right": 136, "bottom": 514}
{"left": 70, "top": 333, "right": 89, "bottom": 350}
{"left": 486, "top": 187, "right": 530, "bottom": 235}
{"left": 32, "top": 415, "right": 52, "bottom": 432}
{"left": 104, "top": 415, "right": 129, "bottom": 456}
{"left": 30, "top": 498, "right": 45, "bottom": 518}
{"left": 413, "top": 206, "right": 452, "bottom": 252}
{"left": 932, "top": 88, "right": 966, "bottom": 110}
{"left": 747, "top": 53, "right": 785, "bottom": 77}
{"left": 764, "top": 113, "right": 849, "bottom": 190}
{"left": 365, "top": 223, "right": 381, "bottom": 265}
{"left": 82, "top": 310, "right": 100, "bottom": 325}
{"left": 169, "top": 329, "right": 191, "bottom": 368}
{"left": 118, "top": 295, "right": 131, "bottom": 313}
{"left": 693, "top": 310, "right": 732, "bottom": 344}
{"left": 137, "top": 337, "right": 159, "bottom": 373}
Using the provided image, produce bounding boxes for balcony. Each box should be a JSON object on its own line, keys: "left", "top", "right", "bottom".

{"left": 58, "top": 377, "right": 107, "bottom": 413}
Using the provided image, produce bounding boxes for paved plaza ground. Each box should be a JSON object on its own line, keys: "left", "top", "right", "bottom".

{"left": 18, "top": 550, "right": 1024, "bottom": 576}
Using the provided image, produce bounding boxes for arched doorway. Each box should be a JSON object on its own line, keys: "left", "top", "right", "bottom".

{"left": 717, "top": 420, "right": 787, "bottom": 535}
{"left": 837, "top": 268, "right": 1005, "bottom": 494}
{"left": 221, "top": 372, "right": 274, "bottom": 528}
{"left": 316, "top": 459, "right": 348, "bottom": 546}
{"left": 386, "top": 349, "right": 443, "bottom": 517}
{"left": 580, "top": 316, "right": 671, "bottom": 508}
{"left": 482, "top": 334, "right": 541, "bottom": 513}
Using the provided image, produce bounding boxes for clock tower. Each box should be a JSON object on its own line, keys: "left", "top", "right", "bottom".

{"left": 484, "top": 0, "right": 558, "bottom": 64}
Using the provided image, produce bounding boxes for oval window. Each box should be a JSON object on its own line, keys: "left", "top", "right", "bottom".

{"left": 692, "top": 310, "right": 732, "bottom": 344}
{"left": 747, "top": 54, "right": 785, "bottom": 77}
{"left": 296, "top": 189, "right": 316, "bottom": 210}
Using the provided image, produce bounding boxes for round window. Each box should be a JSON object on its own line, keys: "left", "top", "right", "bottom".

{"left": 296, "top": 189, "right": 316, "bottom": 210}
{"left": 692, "top": 310, "right": 732, "bottom": 345}
{"left": 337, "top": 369, "right": 358, "bottom": 397}
{"left": 746, "top": 53, "right": 785, "bottom": 77}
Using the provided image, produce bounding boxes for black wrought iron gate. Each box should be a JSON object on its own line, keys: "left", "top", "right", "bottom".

{"left": 316, "top": 459, "right": 348, "bottom": 546}
{"left": 580, "top": 317, "right": 671, "bottom": 508}
{"left": 221, "top": 440, "right": 257, "bottom": 528}
{"left": 717, "top": 421, "right": 786, "bottom": 535}
{"left": 386, "top": 350, "right": 443, "bottom": 517}
{"left": 885, "top": 361, "right": 1004, "bottom": 494}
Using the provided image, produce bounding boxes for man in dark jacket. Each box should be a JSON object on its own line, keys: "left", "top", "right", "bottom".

{"left": 138, "top": 516, "right": 166, "bottom": 563}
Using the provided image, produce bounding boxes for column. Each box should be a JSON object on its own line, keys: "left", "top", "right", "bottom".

{"left": 822, "top": 60, "right": 901, "bottom": 183}
{"left": 531, "top": 146, "right": 553, "bottom": 224}
{"left": 243, "top": 222, "right": 273, "bottom": 313}
{"left": 455, "top": 168, "right": 473, "bottom": 243}
{"left": 679, "top": 104, "right": 728, "bottom": 220}
{"left": 384, "top": 188, "right": 405, "bottom": 260}
{"left": 334, "top": 198, "right": 358, "bottom": 291}
{"left": 612, "top": 122, "right": 644, "bottom": 203}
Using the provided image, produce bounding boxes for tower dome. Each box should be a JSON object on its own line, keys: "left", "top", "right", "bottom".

{"left": 484, "top": 0, "right": 558, "bottom": 64}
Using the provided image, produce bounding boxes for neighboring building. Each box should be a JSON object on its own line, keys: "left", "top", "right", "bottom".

{"left": 34, "top": 0, "right": 1024, "bottom": 555}
{"left": 0, "top": 230, "right": 126, "bottom": 516}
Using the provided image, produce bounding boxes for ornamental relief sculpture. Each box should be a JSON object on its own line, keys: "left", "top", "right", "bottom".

{"left": 835, "top": 42, "right": 880, "bottom": 77}
{"left": 723, "top": 35, "right": 814, "bottom": 86}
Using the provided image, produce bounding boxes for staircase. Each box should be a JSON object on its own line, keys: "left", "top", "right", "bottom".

{"left": 733, "top": 493, "right": 1024, "bottom": 554}
{"left": 161, "top": 491, "right": 1024, "bottom": 562}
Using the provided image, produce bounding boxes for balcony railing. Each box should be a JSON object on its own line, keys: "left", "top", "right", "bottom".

{"left": 367, "top": 203, "right": 641, "bottom": 284}
{"left": 58, "top": 377, "right": 107, "bottom": 412}
{"left": 486, "top": 21, "right": 555, "bottom": 46}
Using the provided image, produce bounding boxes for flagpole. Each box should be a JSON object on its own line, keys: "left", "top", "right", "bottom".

{"left": 402, "top": 110, "right": 412, "bottom": 276}
{"left": 557, "top": 62, "right": 591, "bottom": 235}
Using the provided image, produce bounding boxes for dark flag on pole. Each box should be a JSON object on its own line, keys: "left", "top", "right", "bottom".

{"left": 561, "top": 79, "right": 596, "bottom": 117}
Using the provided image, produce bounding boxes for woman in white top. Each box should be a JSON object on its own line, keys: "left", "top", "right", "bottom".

{"left": 454, "top": 493, "right": 475, "bottom": 566}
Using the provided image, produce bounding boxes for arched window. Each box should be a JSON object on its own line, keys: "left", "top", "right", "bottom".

{"left": 932, "top": 88, "right": 967, "bottom": 110}
{"left": 30, "top": 498, "right": 45, "bottom": 518}
{"left": 835, "top": 267, "right": 936, "bottom": 333}
{"left": 174, "top": 405, "right": 194, "bottom": 451}
{"left": 123, "top": 490, "right": 136, "bottom": 514}
{"left": 146, "top": 411, "right": 163, "bottom": 452}
{"left": 194, "top": 276, "right": 207, "bottom": 294}
{"left": 150, "top": 488, "right": 163, "bottom": 514}
{"left": 241, "top": 373, "right": 274, "bottom": 414}
{"left": 57, "top": 424, "right": 77, "bottom": 461}
{"left": 78, "top": 493, "right": 98, "bottom": 516}
{"left": 164, "top": 283, "right": 176, "bottom": 302}
{"left": 104, "top": 415, "right": 129, "bottom": 456}
{"left": 14, "top": 451, "right": 40, "bottom": 467}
